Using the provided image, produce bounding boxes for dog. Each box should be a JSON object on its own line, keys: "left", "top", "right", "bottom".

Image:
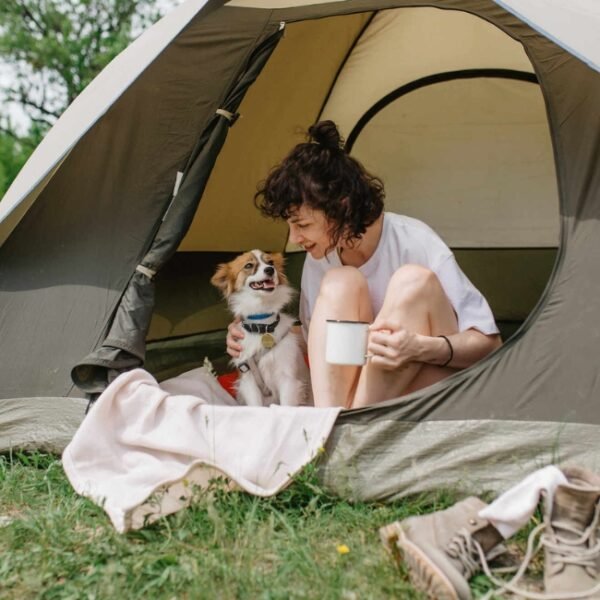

{"left": 210, "top": 249, "right": 310, "bottom": 407}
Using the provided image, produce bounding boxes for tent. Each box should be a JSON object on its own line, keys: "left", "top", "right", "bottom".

{"left": 1, "top": 0, "right": 600, "bottom": 499}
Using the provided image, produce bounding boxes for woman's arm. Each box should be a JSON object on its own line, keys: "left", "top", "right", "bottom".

{"left": 368, "top": 322, "right": 501, "bottom": 371}
{"left": 417, "top": 329, "right": 502, "bottom": 369}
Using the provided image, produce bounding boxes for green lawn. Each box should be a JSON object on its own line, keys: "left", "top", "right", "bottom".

{"left": 0, "top": 453, "right": 511, "bottom": 599}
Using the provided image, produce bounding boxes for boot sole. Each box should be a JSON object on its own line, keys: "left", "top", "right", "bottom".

{"left": 380, "top": 522, "right": 459, "bottom": 600}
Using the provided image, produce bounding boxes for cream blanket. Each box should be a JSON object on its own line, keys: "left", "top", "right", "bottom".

{"left": 62, "top": 367, "right": 340, "bottom": 532}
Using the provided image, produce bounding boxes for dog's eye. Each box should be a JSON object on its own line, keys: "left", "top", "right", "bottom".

{"left": 244, "top": 262, "right": 254, "bottom": 270}
{"left": 266, "top": 259, "right": 274, "bottom": 266}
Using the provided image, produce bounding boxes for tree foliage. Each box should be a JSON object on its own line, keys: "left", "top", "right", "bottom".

{"left": 0, "top": 0, "right": 165, "bottom": 127}
{"left": 0, "top": 0, "right": 173, "bottom": 197}
{"left": 0, "top": 132, "right": 31, "bottom": 195}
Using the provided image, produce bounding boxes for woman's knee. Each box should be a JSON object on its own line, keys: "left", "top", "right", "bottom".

{"left": 387, "top": 264, "right": 440, "bottom": 300}
{"left": 319, "top": 266, "right": 368, "bottom": 299}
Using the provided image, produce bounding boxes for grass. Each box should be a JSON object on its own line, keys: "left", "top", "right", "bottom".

{"left": 0, "top": 452, "right": 530, "bottom": 599}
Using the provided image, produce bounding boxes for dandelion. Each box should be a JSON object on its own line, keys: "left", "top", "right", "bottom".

{"left": 336, "top": 544, "right": 350, "bottom": 555}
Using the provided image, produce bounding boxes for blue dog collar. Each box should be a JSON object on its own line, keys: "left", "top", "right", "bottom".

{"left": 246, "top": 312, "right": 275, "bottom": 321}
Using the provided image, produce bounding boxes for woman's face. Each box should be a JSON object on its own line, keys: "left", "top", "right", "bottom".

{"left": 286, "top": 204, "right": 333, "bottom": 260}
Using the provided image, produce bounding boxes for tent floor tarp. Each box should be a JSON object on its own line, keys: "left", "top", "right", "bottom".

{"left": 0, "top": 397, "right": 87, "bottom": 454}
{"left": 320, "top": 417, "right": 600, "bottom": 500}
{"left": 2, "top": 395, "right": 599, "bottom": 505}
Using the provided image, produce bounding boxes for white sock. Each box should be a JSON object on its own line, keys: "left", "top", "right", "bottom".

{"left": 478, "top": 465, "right": 568, "bottom": 539}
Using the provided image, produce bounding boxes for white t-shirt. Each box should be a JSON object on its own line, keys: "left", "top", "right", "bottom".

{"left": 299, "top": 212, "right": 499, "bottom": 340}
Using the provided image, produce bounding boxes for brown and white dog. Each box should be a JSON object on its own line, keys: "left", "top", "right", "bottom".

{"left": 211, "top": 250, "right": 309, "bottom": 407}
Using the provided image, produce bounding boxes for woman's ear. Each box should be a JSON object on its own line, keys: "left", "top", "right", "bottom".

{"left": 271, "top": 253, "right": 288, "bottom": 285}
{"left": 210, "top": 263, "right": 232, "bottom": 296}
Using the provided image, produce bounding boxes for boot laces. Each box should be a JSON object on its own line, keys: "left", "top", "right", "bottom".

{"left": 542, "top": 499, "right": 600, "bottom": 577}
{"left": 478, "top": 499, "right": 600, "bottom": 600}
{"left": 445, "top": 528, "right": 483, "bottom": 579}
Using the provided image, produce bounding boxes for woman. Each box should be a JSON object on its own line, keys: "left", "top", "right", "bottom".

{"left": 227, "top": 121, "right": 502, "bottom": 409}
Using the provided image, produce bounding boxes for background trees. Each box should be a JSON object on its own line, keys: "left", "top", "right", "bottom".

{"left": 0, "top": 0, "right": 174, "bottom": 198}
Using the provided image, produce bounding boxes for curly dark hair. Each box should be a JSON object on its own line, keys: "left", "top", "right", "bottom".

{"left": 254, "top": 120, "right": 385, "bottom": 253}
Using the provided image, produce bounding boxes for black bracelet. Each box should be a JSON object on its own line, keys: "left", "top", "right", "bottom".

{"left": 438, "top": 335, "right": 453, "bottom": 367}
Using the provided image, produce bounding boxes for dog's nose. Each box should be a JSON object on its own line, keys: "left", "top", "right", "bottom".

{"left": 264, "top": 266, "right": 275, "bottom": 277}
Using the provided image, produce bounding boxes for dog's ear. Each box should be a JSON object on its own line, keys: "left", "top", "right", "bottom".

{"left": 210, "top": 263, "right": 232, "bottom": 296}
{"left": 270, "top": 253, "right": 288, "bottom": 285}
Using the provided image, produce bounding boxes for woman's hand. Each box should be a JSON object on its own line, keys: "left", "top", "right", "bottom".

{"left": 367, "top": 318, "right": 423, "bottom": 370}
{"left": 226, "top": 318, "right": 244, "bottom": 358}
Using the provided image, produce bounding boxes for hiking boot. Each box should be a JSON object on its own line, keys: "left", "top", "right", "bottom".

{"left": 542, "top": 466, "right": 600, "bottom": 599}
{"left": 380, "top": 497, "right": 504, "bottom": 600}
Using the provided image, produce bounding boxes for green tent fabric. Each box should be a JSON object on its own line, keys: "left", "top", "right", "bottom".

{"left": 1, "top": 0, "right": 600, "bottom": 499}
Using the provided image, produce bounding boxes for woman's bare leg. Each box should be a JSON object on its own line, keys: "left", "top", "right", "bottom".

{"left": 352, "top": 265, "right": 458, "bottom": 408}
{"left": 308, "top": 267, "right": 373, "bottom": 408}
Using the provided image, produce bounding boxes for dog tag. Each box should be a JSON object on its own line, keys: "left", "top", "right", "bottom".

{"left": 261, "top": 333, "right": 276, "bottom": 349}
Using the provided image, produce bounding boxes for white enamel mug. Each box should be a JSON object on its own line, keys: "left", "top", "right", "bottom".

{"left": 325, "top": 319, "right": 370, "bottom": 366}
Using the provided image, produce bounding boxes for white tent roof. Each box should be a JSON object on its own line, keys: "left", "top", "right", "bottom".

{"left": 495, "top": 0, "right": 600, "bottom": 73}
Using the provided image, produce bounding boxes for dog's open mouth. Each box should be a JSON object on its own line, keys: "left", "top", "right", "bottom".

{"left": 249, "top": 278, "right": 276, "bottom": 291}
